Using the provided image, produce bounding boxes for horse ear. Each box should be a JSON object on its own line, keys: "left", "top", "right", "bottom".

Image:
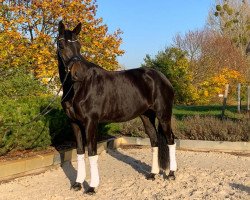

{"left": 58, "top": 20, "right": 65, "bottom": 35}
{"left": 73, "top": 22, "right": 82, "bottom": 35}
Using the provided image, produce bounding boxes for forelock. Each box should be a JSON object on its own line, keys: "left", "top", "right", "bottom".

{"left": 64, "top": 30, "right": 73, "bottom": 40}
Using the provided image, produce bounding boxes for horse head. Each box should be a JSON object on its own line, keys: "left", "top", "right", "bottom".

{"left": 57, "top": 21, "right": 82, "bottom": 72}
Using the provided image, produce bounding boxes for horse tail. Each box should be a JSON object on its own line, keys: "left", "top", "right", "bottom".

{"left": 157, "top": 123, "right": 169, "bottom": 170}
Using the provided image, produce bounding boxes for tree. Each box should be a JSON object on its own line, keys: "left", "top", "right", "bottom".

{"left": 0, "top": 0, "right": 124, "bottom": 79}
{"left": 142, "top": 48, "right": 198, "bottom": 104}
{"left": 207, "top": 0, "right": 250, "bottom": 52}
{"left": 173, "top": 29, "right": 207, "bottom": 62}
{"left": 173, "top": 29, "right": 211, "bottom": 86}
{"left": 0, "top": 30, "right": 31, "bottom": 69}
{"left": 173, "top": 29, "right": 249, "bottom": 86}
{"left": 199, "top": 67, "right": 246, "bottom": 103}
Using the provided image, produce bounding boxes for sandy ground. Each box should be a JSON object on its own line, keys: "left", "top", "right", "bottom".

{"left": 0, "top": 147, "right": 249, "bottom": 200}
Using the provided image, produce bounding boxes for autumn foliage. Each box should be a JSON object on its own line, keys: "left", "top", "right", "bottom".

{"left": 172, "top": 27, "right": 249, "bottom": 104}
{"left": 0, "top": 0, "right": 124, "bottom": 79}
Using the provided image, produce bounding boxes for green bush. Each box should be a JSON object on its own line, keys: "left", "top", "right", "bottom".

{"left": 0, "top": 67, "right": 47, "bottom": 98}
{"left": 0, "top": 97, "right": 50, "bottom": 155}
{"left": 0, "top": 66, "right": 75, "bottom": 156}
{"left": 0, "top": 96, "right": 74, "bottom": 155}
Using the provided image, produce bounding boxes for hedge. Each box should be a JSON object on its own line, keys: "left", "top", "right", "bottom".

{"left": 0, "top": 97, "right": 64, "bottom": 155}
{"left": 114, "top": 116, "right": 250, "bottom": 142}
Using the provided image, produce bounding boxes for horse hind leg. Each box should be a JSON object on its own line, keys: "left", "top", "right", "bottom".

{"left": 140, "top": 111, "right": 159, "bottom": 181}
{"left": 157, "top": 118, "right": 177, "bottom": 180}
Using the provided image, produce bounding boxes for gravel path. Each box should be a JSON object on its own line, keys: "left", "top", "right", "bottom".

{"left": 0, "top": 147, "right": 249, "bottom": 200}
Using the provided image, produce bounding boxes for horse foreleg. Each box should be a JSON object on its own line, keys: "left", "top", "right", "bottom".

{"left": 140, "top": 114, "right": 159, "bottom": 180}
{"left": 85, "top": 118, "right": 99, "bottom": 195}
{"left": 71, "top": 122, "right": 86, "bottom": 191}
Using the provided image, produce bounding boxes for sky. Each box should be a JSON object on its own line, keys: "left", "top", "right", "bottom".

{"left": 96, "top": 0, "right": 214, "bottom": 69}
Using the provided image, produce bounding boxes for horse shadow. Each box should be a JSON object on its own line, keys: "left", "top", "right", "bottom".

{"left": 60, "top": 159, "right": 90, "bottom": 191}
{"left": 58, "top": 147, "right": 151, "bottom": 188}
{"left": 229, "top": 183, "right": 250, "bottom": 195}
{"left": 107, "top": 148, "right": 151, "bottom": 177}
{"left": 60, "top": 160, "right": 76, "bottom": 185}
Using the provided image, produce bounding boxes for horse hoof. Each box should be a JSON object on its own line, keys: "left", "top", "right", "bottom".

{"left": 166, "top": 174, "right": 176, "bottom": 180}
{"left": 146, "top": 173, "right": 156, "bottom": 181}
{"left": 85, "top": 187, "right": 95, "bottom": 195}
{"left": 71, "top": 182, "right": 82, "bottom": 191}
{"left": 165, "top": 171, "right": 176, "bottom": 181}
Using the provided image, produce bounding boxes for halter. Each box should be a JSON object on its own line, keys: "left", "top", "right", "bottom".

{"left": 57, "top": 37, "right": 83, "bottom": 72}
{"left": 58, "top": 38, "right": 78, "bottom": 43}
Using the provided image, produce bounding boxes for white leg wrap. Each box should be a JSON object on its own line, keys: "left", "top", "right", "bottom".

{"left": 151, "top": 147, "right": 160, "bottom": 174}
{"left": 168, "top": 143, "right": 177, "bottom": 171}
{"left": 76, "top": 154, "right": 86, "bottom": 183}
{"left": 89, "top": 155, "right": 100, "bottom": 187}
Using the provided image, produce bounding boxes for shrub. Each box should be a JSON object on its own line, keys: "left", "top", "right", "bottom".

{"left": 114, "top": 116, "right": 249, "bottom": 142}
{"left": 0, "top": 67, "right": 47, "bottom": 98}
{"left": 0, "top": 66, "right": 76, "bottom": 155}
{"left": 0, "top": 97, "right": 52, "bottom": 155}
{"left": 97, "top": 123, "right": 122, "bottom": 141}
{"left": 119, "top": 118, "right": 146, "bottom": 138}
{"left": 175, "top": 116, "right": 250, "bottom": 142}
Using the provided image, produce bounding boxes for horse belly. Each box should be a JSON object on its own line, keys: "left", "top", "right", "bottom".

{"left": 100, "top": 90, "right": 150, "bottom": 122}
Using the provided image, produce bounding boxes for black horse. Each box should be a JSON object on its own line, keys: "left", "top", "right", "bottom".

{"left": 57, "top": 21, "right": 177, "bottom": 194}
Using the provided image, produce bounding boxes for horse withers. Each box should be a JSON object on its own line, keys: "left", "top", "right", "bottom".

{"left": 57, "top": 21, "right": 177, "bottom": 194}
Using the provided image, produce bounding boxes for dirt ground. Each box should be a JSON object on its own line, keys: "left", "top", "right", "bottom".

{"left": 0, "top": 147, "right": 249, "bottom": 200}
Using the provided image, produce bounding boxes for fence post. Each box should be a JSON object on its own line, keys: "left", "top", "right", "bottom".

{"left": 221, "top": 84, "right": 229, "bottom": 119}
{"left": 237, "top": 83, "right": 241, "bottom": 113}
{"left": 247, "top": 85, "right": 250, "bottom": 115}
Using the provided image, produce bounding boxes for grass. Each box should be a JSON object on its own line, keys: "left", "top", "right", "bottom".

{"left": 173, "top": 105, "right": 248, "bottom": 120}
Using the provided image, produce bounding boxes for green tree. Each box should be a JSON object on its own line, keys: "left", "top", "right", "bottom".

{"left": 142, "top": 47, "right": 198, "bottom": 104}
